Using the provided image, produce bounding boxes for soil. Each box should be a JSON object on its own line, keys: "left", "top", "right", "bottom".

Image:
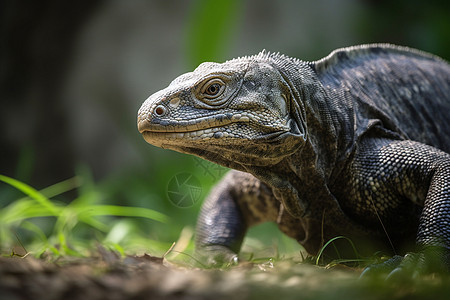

{"left": 1, "top": 251, "right": 450, "bottom": 300}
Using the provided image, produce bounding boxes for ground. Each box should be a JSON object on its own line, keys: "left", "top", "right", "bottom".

{"left": 1, "top": 250, "right": 450, "bottom": 300}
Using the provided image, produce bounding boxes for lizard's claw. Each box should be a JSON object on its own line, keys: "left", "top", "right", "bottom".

{"left": 360, "top": 247, "right": 450, "bottom": 280}
{"left": 359, "top": 255, "right": 403, "bottom": 278}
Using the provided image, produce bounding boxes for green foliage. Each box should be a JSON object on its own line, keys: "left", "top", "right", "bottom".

{"left": 0, "top": 174, "right": 169, "bottom": 257}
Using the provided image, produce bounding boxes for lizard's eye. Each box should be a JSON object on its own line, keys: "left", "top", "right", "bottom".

{"left": 201, "top": 79, "right": 225, "bottom": 99}
{"left": 206, "top": 83, "right": 221, "bottom": 96}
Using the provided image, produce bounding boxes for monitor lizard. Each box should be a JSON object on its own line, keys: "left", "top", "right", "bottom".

{"left": 137, "top": 44, "right": 450, "bottom": 278}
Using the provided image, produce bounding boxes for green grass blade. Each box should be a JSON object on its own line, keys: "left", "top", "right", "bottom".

{"left": 35, "top": 176, "right": 82, "bottom": 199}
{"left": 78, "top": 205, "right": 169, "bottom": 223}
{"left": 77, "top": 214, "right": 109, "bottom": 232}
{"left": 107, "top": 243, "right": 125, "bottom": 257}
{"left": 0, "top": 199, "right": 53, "bottom": 223}
{"left": 0, "top": 175, "right": 59, "bottom": 216}
{"left": 315, "top": 236, "right": 360, "bottom": 265}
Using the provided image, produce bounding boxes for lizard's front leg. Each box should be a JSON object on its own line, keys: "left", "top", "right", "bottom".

{"left": 195, "top": 170, "right": 279, "bottom": 266}
{"left": 346, "top": 138, "right": 450, "bottom": 278}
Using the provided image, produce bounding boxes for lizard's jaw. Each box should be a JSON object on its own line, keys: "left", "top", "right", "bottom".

{"left": 139, "top": 123, "right": 300, "bottom": 169}
{"left": 138, "top": 113, "right": 294, "bottom": 157}
{"left": 139, "top": 121, "right": 269, "bottom": 151}
{"left": 137, "top": 112, "right": 249, "bottom": 134}
{"left": 137, "top": 112, "right": 252, "bottom": 148}
{"left": 140, "top": 127, "right": 233, "bottom": 148}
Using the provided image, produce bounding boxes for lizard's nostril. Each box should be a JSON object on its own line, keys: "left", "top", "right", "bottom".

{"left": 154, "top": 105, "right": 167, "bottom": 116}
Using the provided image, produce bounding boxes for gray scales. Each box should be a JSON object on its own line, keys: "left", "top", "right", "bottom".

{"left": 137, "top": 44, "right": 450, "bottom": 276}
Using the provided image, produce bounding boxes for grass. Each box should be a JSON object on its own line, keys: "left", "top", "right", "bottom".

{"left": 0, "top": 171, "right": 301, "bottom": 265}
{"left": 0, "top": 173, "right": 170, "bottom": 258}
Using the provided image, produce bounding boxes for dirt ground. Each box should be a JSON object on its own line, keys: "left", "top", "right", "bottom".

{"left": 1, "top": 251, "right": 450, "bottom": 300}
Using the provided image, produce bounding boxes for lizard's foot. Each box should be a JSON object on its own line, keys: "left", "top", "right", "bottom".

{"left": 196, "top": 245, "right": 239, "bottom": 267}
{"left": 360, "top": 246, "right": 450, "bottom": 280}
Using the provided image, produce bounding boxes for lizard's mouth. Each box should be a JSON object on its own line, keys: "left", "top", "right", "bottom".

{"left": 138, "top": 113, "right": 292, "bottom": 150}
{"left": 137, "top": 113, "right": 252, "bottom": 147}
{"left": 138, "top": 112, "right": 302, "bottom": 167}
{"left": 138, "top": 112, "right": 250, "bottom": 134}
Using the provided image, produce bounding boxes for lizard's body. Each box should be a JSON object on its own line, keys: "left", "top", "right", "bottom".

{"left": 138, "top": 44, "right": 450, "bottom": 275}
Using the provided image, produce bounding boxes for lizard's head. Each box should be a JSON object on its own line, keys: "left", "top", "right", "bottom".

{"left": 137, "top": 52, "right": 309, "bottom": 167}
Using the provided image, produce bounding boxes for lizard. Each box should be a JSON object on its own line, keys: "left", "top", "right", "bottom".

{"left": 137, "top": 44, "right": 450, "bottom": 277}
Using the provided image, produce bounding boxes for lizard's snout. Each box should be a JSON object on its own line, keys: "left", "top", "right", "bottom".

{"left": 137, "top": 91, "right": 167, "bottom": 133}
{"left": 137, "top": 112, "right": 151, "bottom": 133}
{"left": 137, "top": 98, "right": 154, "bottom": 133}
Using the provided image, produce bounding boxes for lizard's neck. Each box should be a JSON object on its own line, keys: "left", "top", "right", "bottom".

{"left": 241, "top": 58, "right": 354, "bottom": 218}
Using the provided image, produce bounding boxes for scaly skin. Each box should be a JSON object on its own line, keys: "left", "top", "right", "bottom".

{"left": 137, "top": 44, "right": 450, "bottom": 277}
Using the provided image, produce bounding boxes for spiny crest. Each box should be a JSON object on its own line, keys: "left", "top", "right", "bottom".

{"left": 257, "top": 50, "right": 305, "bottom": 66}
{"left": 225, "top": 50, "right": 307, "bottom": 67}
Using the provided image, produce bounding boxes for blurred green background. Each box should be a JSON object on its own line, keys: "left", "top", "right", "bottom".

{"left": 0, "top": 0, "right": 449, "bottom": 258}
